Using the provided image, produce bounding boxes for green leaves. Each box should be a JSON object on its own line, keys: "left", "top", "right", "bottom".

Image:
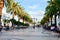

{"left": 5, "top": 0, "right": 33, "bottom": 25}
{"left": 40, "top": 0, "right": 59, "bottom": 25}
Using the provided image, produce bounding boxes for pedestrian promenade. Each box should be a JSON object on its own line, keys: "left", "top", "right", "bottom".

{"left": 0, "top": 27, "right": 60, "bottom": 40}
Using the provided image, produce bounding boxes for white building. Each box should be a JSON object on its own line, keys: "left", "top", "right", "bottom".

{"left": 56, "top": 14, "right": 60, "bottom": 29}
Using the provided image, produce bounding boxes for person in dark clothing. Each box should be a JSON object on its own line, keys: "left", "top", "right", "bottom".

{"left": 0, "top": 25, "right": 3, "bottom": 31}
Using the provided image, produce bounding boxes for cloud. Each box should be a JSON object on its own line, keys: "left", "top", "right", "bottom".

{"left": 40, "top": 0, "right": 49, "bottom": 2}
{"left": 23, "top": 0, "right": 36, "bottom": 2}
{"left": 28, "top": 10, "right": 45, "bottom": 21}
{"left": 28, "top": 5, "right": 39, "bottom": 9}
{"left": 23, "top": 0, "right": 48, "bottom": 2}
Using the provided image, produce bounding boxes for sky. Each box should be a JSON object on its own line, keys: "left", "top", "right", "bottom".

{"left": 15, "top": 0, "right": 48, "bottom": 22}
{"left": 2, "top": 0, "right": 48, "bottom": 22}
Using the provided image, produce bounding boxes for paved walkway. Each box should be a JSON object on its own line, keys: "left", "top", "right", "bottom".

{"left": 0, "top": 27, "right": 60, "bottom": 40}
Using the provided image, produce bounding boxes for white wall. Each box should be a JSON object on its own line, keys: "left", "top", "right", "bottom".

{"left": 57, "top": 15, "right": 60, "bottom": 29}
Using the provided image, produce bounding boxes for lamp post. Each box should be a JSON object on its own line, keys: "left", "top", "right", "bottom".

{"left": 32, "top": 18, "right": 37, "bottom": 28}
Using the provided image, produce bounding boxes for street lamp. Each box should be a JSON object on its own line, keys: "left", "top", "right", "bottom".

{"left": 32, "top": 18, "right": 37, "bottom": 28}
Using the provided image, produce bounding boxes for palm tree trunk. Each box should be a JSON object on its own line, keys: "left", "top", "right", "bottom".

{"left": 12, "top": 11, "right": 14, "bottom": 27}
{"left": 18, "top": 16, "right": 20, "bottom": 26}
{"left": 48, "top": 18, "right": 49, "bottom": 25}
{"left": 23, "top": 17, "right": 24, "bottom": 23}
{"left": 47, "top": 18, "right": 50, "bottom": 29}
{"left": 23, "top": 17, "right": 24, "bottom": 26}
{"left": 55, "top": 14, "right": 57, "bottom": 27}
{"left": 0, "top": 8, "right": 2, "bottom": 25}
{"left": 18, "top": 16, "right": 20, "bottom": 21}
{"left": 12, "top": 11, "right": 14, "bottom": 19}
{"left": 51, "top": 17, "right": 52, "bottom": 26}
{"left": 0, "top": 0, "right": 4, "bottom": 27}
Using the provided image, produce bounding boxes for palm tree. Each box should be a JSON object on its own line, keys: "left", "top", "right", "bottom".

{"left": 17, "top": 5, "right": 23, "bottom": 21}
{"left": 20, "top": 11, "right": 32, "bottom": 24}
{"left": 22, "top": 13, "right": 27, "bottom": 24}
{"left": 52, "top": 0, "right": 60, "bottom": 27}
{"left": 40, "top": 15, "right": 48, "bottom": 25}
{"left": 40, "top": 0, "right": 59, "bottom": 28}
{"left": 0, "top": 0, "right": 15, "bottom": 25}
{"left": 45, "top": 0, "right": 58, "bottom": 27}
{"left": 0, "top": 0, "right": 4, "bottom": 24}
{"left": 6, "top": 2, "right": 20, "bottom": 27}
{"left": 25, "top": 14, "right": 32, "bottom": 23}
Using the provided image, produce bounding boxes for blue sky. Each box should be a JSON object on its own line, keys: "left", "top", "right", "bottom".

{"left": 15, "top": 0, "right": 48, "bottom": 10}
{"left": 2, "top": 0, "right": 48, "bottom": 22}
{"left": 15, "top": 0, "right": 48, "bottom": 21}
